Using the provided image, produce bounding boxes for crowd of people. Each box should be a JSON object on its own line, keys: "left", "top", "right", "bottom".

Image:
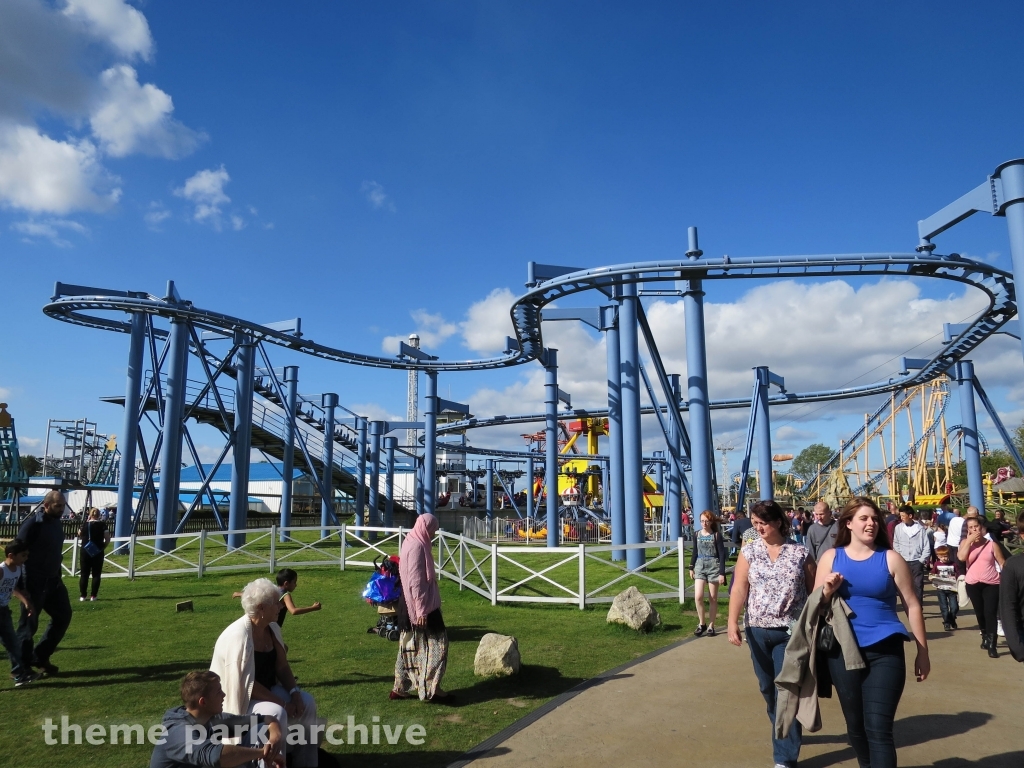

{"left": 722, "top": 497, "right": 1023, "bottom": 768}
{"left": 3, "top": 486, "right": 1022, "bottom": 767}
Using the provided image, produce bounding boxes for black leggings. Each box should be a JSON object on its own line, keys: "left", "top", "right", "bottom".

{"left": 79, "top": 552, "right": 104, "bottom": 598}
{"left": 964, "top": 581, "right": 1000, "bottom": 634}
{"left": 827, "top": 635, "right": 907, "bottom": 768}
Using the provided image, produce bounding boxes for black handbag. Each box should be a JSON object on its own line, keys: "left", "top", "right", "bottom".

{"left": 817, "top": 615, "right": 837, "bottom": 653}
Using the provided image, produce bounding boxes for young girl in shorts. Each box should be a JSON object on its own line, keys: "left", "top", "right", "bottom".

{"left": 689, "top": 510, "right": 727, "bottom": 636}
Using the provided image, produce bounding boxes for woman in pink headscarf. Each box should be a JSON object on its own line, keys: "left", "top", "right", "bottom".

{"left": 391, "top": 513, "right": 451, "bottom": 701}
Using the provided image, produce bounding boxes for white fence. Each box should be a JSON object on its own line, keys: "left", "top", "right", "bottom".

{"left": 59, "top": 524, "right": 695, "bottom": 609}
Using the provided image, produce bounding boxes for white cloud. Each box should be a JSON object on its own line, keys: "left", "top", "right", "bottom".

{"left": 143, "top": 201, "right": 170, "bottom": 229}
{"left": 18, "top": 436, "right": 44, "bottom": 453}
{"left": 0, "top": 122, "right": 120, "bottom": 213}
{"left": 175, "top": 165, "right": 232, "bottom": 227}
{"left": 11, "top": 217, "right": 88, "bottom": 247}
{"left": 63, "top": 0, "right": 153, "bottom": 60}
{"left": 361, "top": 180, "right": 395, "bottom": 212}
{"left": 382, "top": 309, "right": 459, "bottom": 353}
{"left": 348, "top": 403, "right": 405, "bottom": 423}
{"left": 460, "top": 288, "right": 517, "bottom": 354}
{"left": 775, "top": 426, "right": 819, "bottom": 443}
{"left": 90, "top": 65, "right": 203, "bottom": 157}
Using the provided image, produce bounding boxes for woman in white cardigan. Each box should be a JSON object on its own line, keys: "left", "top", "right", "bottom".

{"left": 211, "top": 578, "right": 319, "bottom": 767}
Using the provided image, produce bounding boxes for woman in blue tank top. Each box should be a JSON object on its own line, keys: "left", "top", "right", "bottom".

{"left": 813, "top": 497, "right": 929, "bottom": 768}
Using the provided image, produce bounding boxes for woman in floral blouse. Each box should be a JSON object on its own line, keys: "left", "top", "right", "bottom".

{"left": 728, "top": 500, "right": 815, "bottom": 768}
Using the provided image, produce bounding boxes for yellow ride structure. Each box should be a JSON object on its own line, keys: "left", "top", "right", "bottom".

{"left": 803, "top": 376, "right": 967, "bottom": 508}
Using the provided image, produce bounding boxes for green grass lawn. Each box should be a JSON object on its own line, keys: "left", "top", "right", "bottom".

{"left": 7, "top": 567, "right": 699, "bottom": 767}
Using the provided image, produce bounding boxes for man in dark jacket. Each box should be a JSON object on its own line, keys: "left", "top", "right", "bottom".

{"left": 17, "top": 490, "right": 72, "bottom": 676}
{"left": 998, "top": 512, "right": 1024, "bottom": 663}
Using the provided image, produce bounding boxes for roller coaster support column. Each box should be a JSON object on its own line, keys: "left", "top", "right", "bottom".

{"left": 684, "top": 227, "right": 714, "bottom": 517}
{"left": 424, "top": 371, "right": 438, "bottom": 516}
{"left": 955, "top": 361, "right": 985, "bottom": 514}
{"left": 320, "top": 394, "right": 338, "bottom": 538}
{"left": 604, "top": 302, "right": 627, "bottom": 561}
{"left": 353, "top": 417, "right": 367, "bottom": 525}
{"left": 155, "top": 312, "right": 189, "bottom": 552}
{"left": 544, "top": 349, "right": 560, "bottom": 547}
{"left": 367, "top": 421, "right": 383, "bottom": 539}
{"left": 755, "top": 367, "right": 774, "bottom": 501}
{"left": 279, "top": 366, "right": 298, "bottom": 543}
{"left": 526, "top": 455, "right": 535, "bottom": 518}
{"left": 383, "top": 437, "right": 396, "bottom": 527}
{"left": 228, "top": 332, "right": 255, "bottom": 549}
{"left": 619, "top": 284, "right": 645, "bottom": 569}
{"left": 667, "top": 373, "right": 683, "bottom": 541}
{"left": 115, "top": 311, "right": 145, "bottom": 548}
{"left": 995, "top": 161, "right": 1024, "bottom": 368}
{"left": 486, "top": 460, "right": 495, "bottom": 520}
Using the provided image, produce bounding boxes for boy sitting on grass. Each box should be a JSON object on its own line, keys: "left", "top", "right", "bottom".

{"left": 1, "top": 540, "right": 39, "bottom": 688}
{"left": 233, "top": 568, "right": 321, "bottom": 628}
{"left": 150, "top": 670, "right": 283, "bottom": 768}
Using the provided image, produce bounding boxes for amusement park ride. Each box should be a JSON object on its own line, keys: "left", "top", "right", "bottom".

{"left": 6, "top": 159, "right": 1024, "bottom": 572}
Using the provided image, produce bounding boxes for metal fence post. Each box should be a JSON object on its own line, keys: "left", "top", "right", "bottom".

{"left": 459, "top": 536, "right": 465, "bottom": 591}
{"left": 578, "top": 543, "right": 586, "bottom": 610}
{"left": 678, "top": 537, "right": 685, "bottom": 605}
{"left": 437, "top": 532, "right": 443, "bottom": 579}
{"left": 128, "top": 535, "right": 136, "bottom": 579}
{"left": 340, "top": 523, "right": 346, "bottom": 571}
{"left": 198, "top": 530, "right": 206, "bottom": 577}
{"left": 70, "top": 539, "right": 78, "bottom": 579}
{"left": 490, "top": 542, "right": 498, "bottom": 606}
{"left": 270, "top": 525, "right": 277, "bottom": 572}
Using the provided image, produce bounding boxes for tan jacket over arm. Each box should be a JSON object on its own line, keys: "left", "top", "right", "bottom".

{"left": 774, "top": 586, "right": 864, "bottom": 738}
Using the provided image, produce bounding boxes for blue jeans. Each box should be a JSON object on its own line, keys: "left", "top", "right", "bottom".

{"left": 826, "top": 635, "right": 906, "bottom": 768}
{"left": 0, "top": 605, "right": 29, "bottom": 677}
{"left": 936, "top": 589, "right": 959, "bottom": 625}
{"left": 746, "top": 626, "right": 801, "bottom": 767}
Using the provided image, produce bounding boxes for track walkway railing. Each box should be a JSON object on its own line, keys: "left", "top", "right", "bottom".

{"left": 58, "top": 524, "right": 694, "bottom": 608}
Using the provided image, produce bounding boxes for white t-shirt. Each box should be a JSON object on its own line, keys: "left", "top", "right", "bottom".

{"left": 947, "top": 516, "right": 965, "bottom": 547}
{"left": 0, "top": 562, "right": 22, "bottom": 608}
{"left": 933, "top": 529, "right": 947, "bottom": 550}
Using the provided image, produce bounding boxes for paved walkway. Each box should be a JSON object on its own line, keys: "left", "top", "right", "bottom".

{"left": 455, "top": 592, "right": 1024, "bottom": 767}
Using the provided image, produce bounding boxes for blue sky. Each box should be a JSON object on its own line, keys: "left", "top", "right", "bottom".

{"left": 3, "top": 1, "right": 1024, "bottom": 480}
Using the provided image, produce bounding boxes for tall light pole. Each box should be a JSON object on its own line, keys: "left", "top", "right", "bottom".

{"left": 716, "top": 444, "right": 735, "bottom": 507}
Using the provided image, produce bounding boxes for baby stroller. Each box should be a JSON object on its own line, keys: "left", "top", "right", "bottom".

{"left": 363, "top": 555, "right": 401, "bottom": 641}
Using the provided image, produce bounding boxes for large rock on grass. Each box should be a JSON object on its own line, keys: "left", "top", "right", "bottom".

{"left": 607, "top": 586, "right": 661, "bottom": 632}
{"left": 474, "top": 633, "right": 521, "bottom": 677}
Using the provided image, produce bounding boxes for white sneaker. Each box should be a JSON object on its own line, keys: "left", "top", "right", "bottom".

{"left": 79, "top": 597, "right": 85, "bottom": 602}
{"left": 997, "top": 620, "right": 1005, "bottom": 637}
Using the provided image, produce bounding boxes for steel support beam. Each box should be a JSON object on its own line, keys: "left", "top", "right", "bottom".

{"left": 618, "top": 284, "right": 645, "bottom": 569}
{"left": 668, "top": 373, "right": 683, "bottom": 541}
{"left": 228, "top": 333, "right": 255, "bottom": 548}
{"left": 424, "top": 371, "right": 438, "bottom": 516}
{"left": 321, "top": 393, "right": 338, "bottom": 537}
{"left": 279, "top": 365, "right": 298, "bottom": 542}
{"left": 354, "top": 416, "right": 367, "bottom": 525}
{"left": 115, "top": 311, "right": 145, "bottom": 548}
{"left": 996, "top": 161, "right": 1024, "bottom": 369}
{"left": 683, "top": 227, "right": 714, "bottom": 517}
{"left": 383, "top": 436, "right": 396, "bottom": 527}
{"left": 955, "top": 361, "right": 985, "bottom": 514}
{"left": 155, "top": 315, "right": 189, "bottom": 551}
{"left": 367, "top": 420, "right": 383, "bottom": 538}
{"left": 526, "top": 455, "right": 535, "bottom": 518}
{"left": 544, "top": 349, "right": 560, "bottom": 547}
{"left": 486, "top": 459, "right": 495, "bottom": 520}
{"left": 605, "top": 307, "right": 626, "bottom": 561}
{"left": 754, "top": 367, "right": 774, "bottom": 501}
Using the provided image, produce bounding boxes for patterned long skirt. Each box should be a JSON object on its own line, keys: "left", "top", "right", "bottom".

{"left": 393, "top": 611, "right": 449, "bottom": 700}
